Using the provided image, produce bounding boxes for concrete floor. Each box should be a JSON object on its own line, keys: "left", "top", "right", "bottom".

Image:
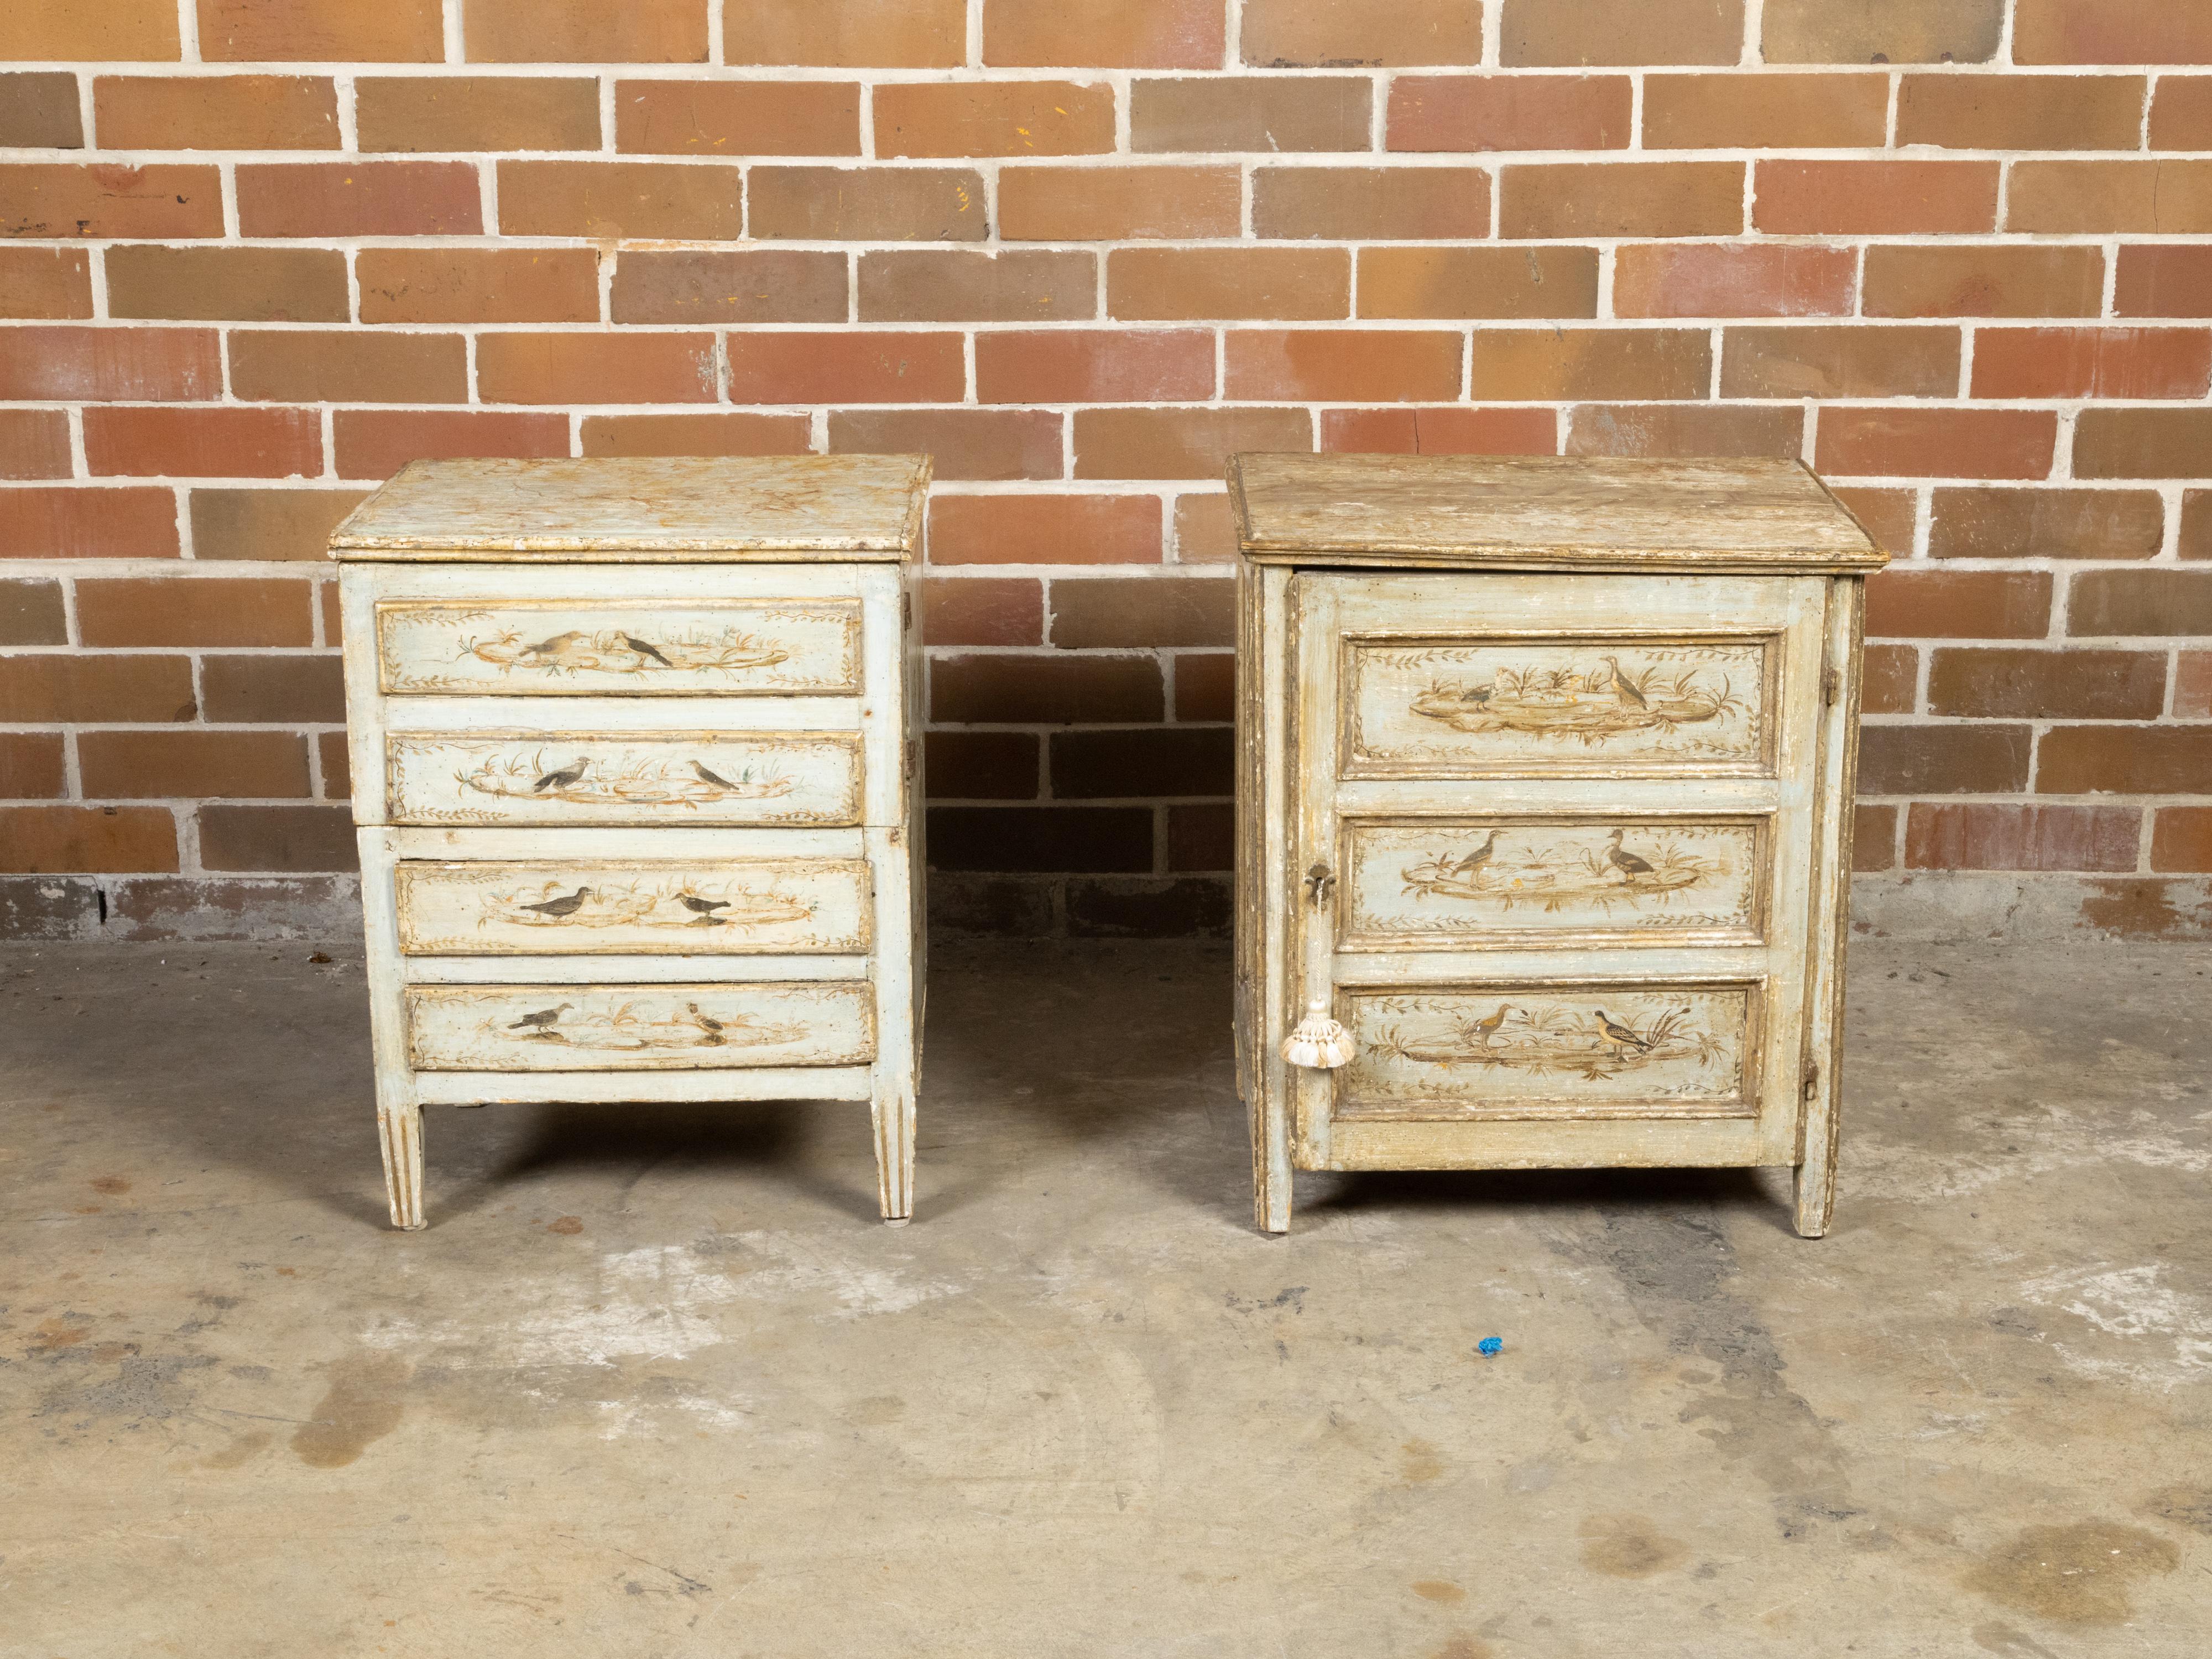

{"left": 3, "top": 940, "right": 2209, "bottom": 1657}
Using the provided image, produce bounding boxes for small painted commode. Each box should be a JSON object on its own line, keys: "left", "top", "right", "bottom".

{"left": 1228, "top": 455, "right": 1888, "bottom": 1238}
{"left": 331, "top": 456, "right": 929, "bottom": 1229}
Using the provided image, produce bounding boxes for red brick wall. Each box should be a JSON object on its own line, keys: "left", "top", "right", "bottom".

{"left": 4, "top": 0, "right": 2212, "bottom": 938}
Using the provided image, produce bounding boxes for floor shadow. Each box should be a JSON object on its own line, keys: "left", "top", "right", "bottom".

{"left": 1298, "top": 1164, "right": 1796, "bottom": 1233}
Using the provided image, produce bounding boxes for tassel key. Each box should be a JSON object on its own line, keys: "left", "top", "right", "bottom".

{"left": 1282, "top": 998, "right": 1354, "bottom": 1070}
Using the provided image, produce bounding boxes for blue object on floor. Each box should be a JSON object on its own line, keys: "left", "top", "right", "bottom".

{"left": 1477, "top": 1336, "right": 1503, "bottom": 1357}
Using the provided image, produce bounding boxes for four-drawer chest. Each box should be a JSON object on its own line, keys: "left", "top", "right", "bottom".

{"left": 331, "top": 455, "right": 928, "bottom": 1230}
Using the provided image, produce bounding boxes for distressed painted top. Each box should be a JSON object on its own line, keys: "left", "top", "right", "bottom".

{"left": 329, "top": 455, "right": 932, "bottom": 561}
{"left": 1229, "top": 455, "right": 1887, "bottom": 573}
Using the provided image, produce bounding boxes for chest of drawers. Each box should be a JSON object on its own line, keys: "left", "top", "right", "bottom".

{"left": 1228, "top": 455, "right": 1886, "bottom": 1238}
{"left": 331, "top": 456, "right": 928, "bottom": 1229}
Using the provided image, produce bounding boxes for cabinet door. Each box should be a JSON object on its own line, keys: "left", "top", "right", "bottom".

{"left": 1289, "top": 570, "right": 1833, "bottom": 1173}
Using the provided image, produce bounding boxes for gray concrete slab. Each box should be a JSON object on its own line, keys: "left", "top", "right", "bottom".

{"left": 3, "top": 940, "right": 2209, "bottom": 1656}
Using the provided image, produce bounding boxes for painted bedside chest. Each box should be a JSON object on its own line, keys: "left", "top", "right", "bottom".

{"left": 330, "top": 455, "right": 928, "bottom": 1230}
{"left": 1228, "top": 455, "right": 1887, "bottom": 1238}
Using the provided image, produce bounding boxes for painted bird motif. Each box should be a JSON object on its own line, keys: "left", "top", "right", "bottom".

{"left": 521, "top": 631, "right": 585, "bottom": 660}
{"left": 509, "top": 1001, "right": 573, "bottom": 1030}
{"left": 519, "top": 886, "right": 592, "bottom": 918}
{"left": 532, "top": 758, "right": 589, "bottom": 792}
{"left": 686, "top": 1001, "right": 727, "bottom": 1045}
{"left": 1602, "top": 657, "right": 1648, "bottom": 709}
{"left": 680, "top": 894, "right": 730, "bottom": 916}
{"left": 623, "top": 635, "right": 672, "bottom": 667}
{"left": 1470, "top": 1004, "right": 1515, "bottom": 1046}
{"left": 1450, "top": 829, "right": 1499, "bottom": 877}
{"left": 1605, "top": 828, "right": 1655, "bottom": 880}
{"left": 691, "top": 760, "right": 738, "bottom": 790}
{"left": 1593, "top": 1009, "right": 1651, "bottom": 1052}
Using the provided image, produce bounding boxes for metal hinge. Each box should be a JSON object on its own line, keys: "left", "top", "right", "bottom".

{"left": 1822, "top": 666, "right": 1842, "bottom": 707}
{"left": 1802, "top": 1061, "right": 1820, "bottom": 1102}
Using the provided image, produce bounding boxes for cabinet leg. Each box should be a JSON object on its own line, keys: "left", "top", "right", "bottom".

{"left": 1792, "top": 1161, "right": 1834, "bottom": 1239}
{"left": 872, "top": 1083, "right": 915, "bottom": 1224}
{"left": 378, "top": 1102, "right": 426, "bottom": 1232}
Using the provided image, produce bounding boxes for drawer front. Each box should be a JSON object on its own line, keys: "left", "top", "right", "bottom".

{"left": 405, "top": 981, "right": 876, "bottom": 1072}
{"left": 375, "top": 598, "right": 862, "bottom": 697}
{"left": 386, "top": 731, "right": 863, "bottom": 827}
{"left": 1340, "top": 813, "right": 1768, "bottom": 950}
{"left": 394, "top": 858, "right": 872, "bottom": 956}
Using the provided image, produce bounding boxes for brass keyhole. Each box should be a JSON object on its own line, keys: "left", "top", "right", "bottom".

{"left": 1304, "top": 862, "right": 1335, "bottom": 906}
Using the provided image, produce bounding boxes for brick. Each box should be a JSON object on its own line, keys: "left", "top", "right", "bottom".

{"left": 2008, "top": 162, "right": 2212, "bottom": 234}
{"left": 1388, "top": 75, "right": 1631, "bottom": 152}
{"left": 1764, "top": 0, "right": 2003, "bottom": 64}
{"left": 928, "top": 494, "right": 1163, "bottom": 565}
{"left": 1051, "top": 577, "right": 1233, "bottom": 649}
{"left": 1252, "top": 166, "right": 1490, "bottom": 240}
{"left": 1000, "top": 165, "right": 1240, "bottom": 240}
{"left": 2073, "top": 410, "right": 2212, "bottom": 480}
{"left": 1167, "top": 802, "right": 1234, "bottom": 869}
{"left": 2151, "top": 809, "right": 2212, "bottom": 872}
{"left": 2187, "top": 493, "right": 2212, "bottom": 560}
{"left": 1356, "top": 247, "right": 1596, "bottom": 322}
{"left": 498, "top": 160, "right": 742, "bottom": 239}
{"left": 1134, "top": 76, "right": 1371, "bottom": 153}
{"left": 580, "top": 414, "right": 811, "bottom": 458}
{"left": 332, "top": 410, "right": 570, "bottom": 480}
{"left": 1860, "top": 644, "right": 1918, "bottom": 714}
{"left": 2150, "top": 79, "right": 2212, "bottom": 150}
{"left": 0, "top": 488, "right": 179, "bottom": 560}
{"left": 1565, "top": 404, "right": 1805, "bottom": 460}
{"left": 85, "top": 408, "right": 320, "bottom": 481}
{"left": 612, "top": 251, "right": 844, "bottom": 326}
{"left": 0, "top": 74, "right": 84, "bottom": 147}
{"left": 4, "top": 0, "right": 179, "bottom": 60}
{"left": 1755, "top": 161, "right": 1999, "bottom": 235}
{"left": 477, "top": 333, "right": 716, "bottom": 405}
{"left": 1108, "top": 248, "right": 1348, "bottom": 320}
{"left": 1223, "top": 330, "right": 1463, "bottom": 402}
{"left": 725, "top": 332, "right": 964, "bottom": 405}
{"left": 925, "top": 732, "right": 1039, "bottom": 800}
{"left": 1073, "top": 408, "right": 1312, "bottom": 481}
{"left": 93, "top": 75, "right": 338, "bottom": 150}
{"left": 1500, "top": 163, "right": 1744, "bottom": 239}
{"left": 932, "top": 655, "right": 1164, "bottom": 723}
{"left": 1172, "top": 493, "right": 1238, "bottom": 562}
{"left": 1896, "top": 74, "right": 2147, "bottom": 152}
{"left": 1853, "top": 804, "right": 1897, "bottom": 872}
{"left": 1243, "top": 0, "right": 1482, "bottom": 66}
{"left": 1818, "top": 409, "right": 2056, "bottom": 481}
{"left": 859, "top": 250, "right": 1095, "bottom": 322}
{"left": 1645, "top": 74, "right": 1887, "bottom": 149}
{"left": 975, "top": 330, "right": 1213, "bottom": 403}
{"left": 928, "top": 806, "right": 1152, "bottom": 873}
{"left": 1720, "top": 326, "right": 1959, "bottom": 398}
{"left": 0, "top": 734, "right": 65, "bottom": 800}
{"left": 2178, "top": 653, "right": 2212, "bottom": 716}
{"left": 875, "top": 81, "right": 1114, "bottom": 159}
{"left": 198, "top": 804, "right": 356, "bottom": 872}
{"left": 0, "top": 581, "right": 68, "bottom": 645}
{"left": 0, "top": 807, "right": 177, "bottom": 874}
{"left": 0, "top": 410, "right": 70, "bottom": 480}
{"left": 1973, "top": 328, "right": 2212, "bottom": 401}
{"left": 2069, "top": 571, "right": 2212, "bottom": 637}
{"left": 360, "top": 248, "right": 601, "bottom": 325}
{"left": 1857, "top": 726, "right": 2031, "bottom": 795}
{"left": 190, "top": 488, "right": 369, "bottom": 562}
{"left": 1052, "top": 729, "right": 1233, "bottom": 799}
{"left": 0, "top": 164, "right": 223, "bottom": 239}
{"left": 1066, "top": 877, "right": 1232, "bottom": 937}
{"left": 749, "top": 165, "right": 984, "bottom": 241}
{"left": 1906, "top": 805, "right": 2141, "bottom": 873}
{"left": 1503, "top": 0, "right": 1743, "bottom": 65}
{"left": 1863, "top": 246, "right": 2107, "bottom": 319}
{"left": 77, "top": 577, "right": 311, "bottom": 648}
{"left": 466, "top": 0, "right": 707, "bottom": 61}
{"left": 1614, "top": 244, "right": 1855, "bottom": 319}
{"left": 228, "top": 331, "right": 467, "bottom": 405}
{"left": 0, "top": 654, "right": 193, "bottom": 721}
{"left": 616, "top": 80, "right": 859, "bottom": 155}
{"left": 831, "top": 409, "right": 1063, "bottom": 481}
{"left": 358, "top": 76, "right": 602, "bottom": 153}
{"left": 237, "top": 162, "right": 481, "bottom": 237}
{"left": 80, "top": 731, "right": 311, "bottom": 801}
{"left": 2013, "top": 1, "right": 2212, "bottom": 66}
{"left": 2038, "top": 727, "right": 2212, "bottom": 795}
{"left": 197, "top": 0, "right": 441, "bottom": 61}
{"left": 1830, "top": 487, "right": 1918, "bottom": 555}
{"left": 1929, "top": 488, "right": 2164, "bottom": 561}
{"left": 1321, "top": 408, "right": 1559, "bottom": 456}
{"left": 725, "top": 0, "right": 964, "bottom": 67}
{"left": 1863, "top": 570, "right": 2052, "bottom": 638}
{"left": 989, "top": 0, "right": 1224, "bottom": 69}
{"left": 922, "top": 577, "right": 1043, "bottom": 646}
{"left": 1469, "top": 329, "right": 1711, "bottom": 400}
{"left": 1927, "top": 648, "right": 2166, "bottom": 718}
{"left": 0, "top": 249, "right": 92, "bottom": 320}
{"left": 105, "top": 247, "right": 348, "bottom": 325}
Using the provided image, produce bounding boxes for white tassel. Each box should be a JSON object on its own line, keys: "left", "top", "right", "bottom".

{"left": 1281, "top": 998, "right": 1354, "bottom": 1070}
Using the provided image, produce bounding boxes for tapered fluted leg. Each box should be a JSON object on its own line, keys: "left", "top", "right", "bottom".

{"left": 872, "top": 1083, "right": 915, "bottom": 1224}
{"left": 378, "top": 1102, "right": 425, "bottom": 1230}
